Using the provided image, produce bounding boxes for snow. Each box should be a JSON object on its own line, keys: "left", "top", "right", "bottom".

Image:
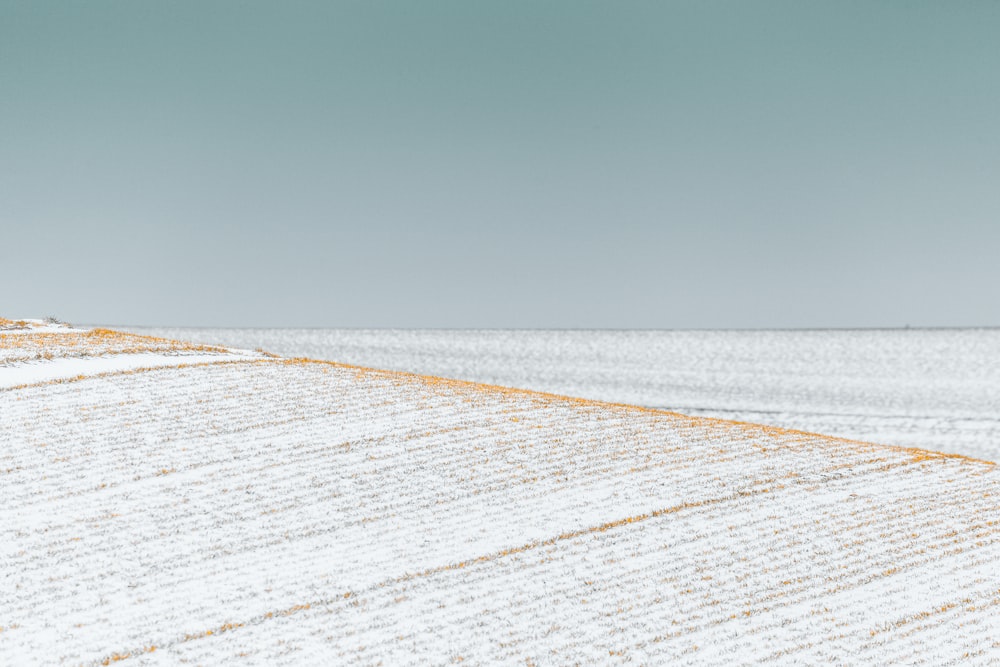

{"left": 0, "top": 321, "right": 262, "bottom": 388}
{"left": 118, "top": 327, "right": 1000, "bottom": 462}
{"left": 0, "top": 318, "right": 86, "bottom": 334}
{"left": 3, "top": 324, "right": 999, "bottom": 664}
{"left": 0, "top": 352, "right": 259, "bottom": 390}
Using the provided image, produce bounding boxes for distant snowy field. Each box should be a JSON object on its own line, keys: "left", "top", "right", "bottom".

{"left": 119, "top": 327, "right": 1000, "bottom": 462}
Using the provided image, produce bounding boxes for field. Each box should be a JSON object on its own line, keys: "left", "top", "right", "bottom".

{"left": 121, "top": 327, "right": 1000, "bottom": 461}
{"left": 4, "top": 320, "right": 1000, "bottom": 664}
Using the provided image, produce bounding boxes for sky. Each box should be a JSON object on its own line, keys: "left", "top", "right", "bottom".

{"left": 2, "top": 1, "right": 999, "bottom": 328}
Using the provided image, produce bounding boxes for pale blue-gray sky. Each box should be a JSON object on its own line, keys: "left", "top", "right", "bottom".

{"left": 2, "top": 1, "right": 998, "bottom": 328}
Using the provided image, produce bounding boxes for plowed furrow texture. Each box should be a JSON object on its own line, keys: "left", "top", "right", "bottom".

{"left": 1, "top": 330, "right": 998, "bottom": 665}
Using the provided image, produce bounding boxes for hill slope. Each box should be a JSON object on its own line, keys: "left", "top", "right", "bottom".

{"left": 2, "top": 322, "right": 998, "bottom": 664}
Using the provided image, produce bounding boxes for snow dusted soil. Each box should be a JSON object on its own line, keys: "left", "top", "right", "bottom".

{"left": 117, "top": 327, "right": 1000, "bottom": 462}
{"left": 3, "top": 323, "right": 1000, "bottom": 664}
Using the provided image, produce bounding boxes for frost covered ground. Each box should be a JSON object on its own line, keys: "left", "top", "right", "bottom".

{"left": 120, "top": 327, "right": 1000, "bottom": 462}
{"left": 4, "top": 320, "right": 1000, "bottom": 664}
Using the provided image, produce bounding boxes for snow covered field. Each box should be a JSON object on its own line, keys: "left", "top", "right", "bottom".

{"left": 4, "top": 320, "right": 1000, "bottom": 664}
{"left": 120, "top": 327, "right": 1000, "bottom": 462}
